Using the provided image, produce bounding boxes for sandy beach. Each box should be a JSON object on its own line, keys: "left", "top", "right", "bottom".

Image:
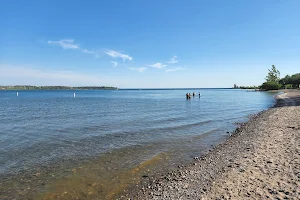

{"left": 123, "top": 90, "right": 300, "bottom": 199}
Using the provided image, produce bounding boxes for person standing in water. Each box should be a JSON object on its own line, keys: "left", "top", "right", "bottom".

{"left": 193, "top": 92, "right": 195, "bottom": 97}
{"left": 199, "top": 92, "right": 201, "bottom": 98}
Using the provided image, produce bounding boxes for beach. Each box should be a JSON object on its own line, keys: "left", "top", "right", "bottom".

{"left": 123, "top": 90, "right": 300, "bottom": 199}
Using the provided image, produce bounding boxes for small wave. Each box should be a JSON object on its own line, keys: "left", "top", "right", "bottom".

{"left": 147, "top": 119, "right": 213, "bottom": 133}
{"left": 192, "top": 129, "right": 219, "bottom": 140}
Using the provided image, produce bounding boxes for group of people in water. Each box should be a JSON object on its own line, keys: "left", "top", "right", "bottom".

{"left": 186, "top": 92, "right": 201, "bottom": 99}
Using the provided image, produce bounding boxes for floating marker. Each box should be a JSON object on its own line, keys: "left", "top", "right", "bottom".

{"left": 17, "top": 92, "right": 18, "bottom": 96}
{"left": 73, "top": 93, "right": 76, "bottom": 98}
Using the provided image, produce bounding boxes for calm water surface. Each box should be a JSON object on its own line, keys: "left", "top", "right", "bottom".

{"left": 0, "top": 89, "right": 275, "bottom": 199}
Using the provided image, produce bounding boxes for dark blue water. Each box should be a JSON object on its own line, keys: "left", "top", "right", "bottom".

{"left": 0, "top": 89, "right": 275, "bottom": 198}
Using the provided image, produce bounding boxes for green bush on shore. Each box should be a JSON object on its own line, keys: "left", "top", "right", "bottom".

{"left": 284, "top": 84, "right": 293, "bottom": 89}
{"left": 260, "top": 81, "right": 281, "bottom": 90}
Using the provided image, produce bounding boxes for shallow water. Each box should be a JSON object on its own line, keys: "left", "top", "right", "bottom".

{"left": 0, "top": 89, "right": 275, "bottom": 199}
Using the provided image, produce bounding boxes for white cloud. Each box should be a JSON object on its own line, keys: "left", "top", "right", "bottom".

{"left": 81, "top": 49, "right": 95, "bottom": 54}
{"left": 148, "top": 62, "right": 167, "bottom": 69}
{"left": 165, "top": 67, "right": 186, "bottom": 72}
{"left": 110, "top": 61, "right": 118, "bottom": 67}
{"left": 48, "top": 39, "right": 80, "bottom": 49}
{"left": 167, "top": 56, "right": 179, "bottom": 64}
{"left": 48, "top": 39, "right": 100, "bottom": 57}
{"left": 148, "top": 56, "right": 179, "bottom": 69}
{"left": 129, "top": 67, "right": 146, "bottom": 72}
{"left": 47, "top": 40, "right": 133, "bottom": 62}
{"left": 105, "top": 49, "right": 132, "bottom": 61}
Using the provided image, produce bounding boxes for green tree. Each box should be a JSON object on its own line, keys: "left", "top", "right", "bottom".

{"left": 279, "top": 73, "right": 300, "bottom": 88}
{"left": 265, "top": 65, "right": 280, "bottom": 83}
{"left": 279, "top": 75, "right": 290, "bottom": 85}
{"left": 261, "top": 82, "right": 281, "bottom": 90}
{"left": 260, "top": 65, "right": 281, "bottom": 90}
{"left": 290, "top": 73, "right": 300, "bottom": 88}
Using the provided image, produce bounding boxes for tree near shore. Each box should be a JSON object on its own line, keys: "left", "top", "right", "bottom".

{"left": 261, "top": 65, "right": 281, "bottom": 90}
{"left": 265, "top": 65, "right": 280, "bottom": 83}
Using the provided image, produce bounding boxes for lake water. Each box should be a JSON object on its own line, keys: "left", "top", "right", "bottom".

{"left": 0, "top": 89, "right": 276, "bottom": 199}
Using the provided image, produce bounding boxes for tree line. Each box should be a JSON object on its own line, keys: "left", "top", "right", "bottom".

{"left": 235, "top": 65, "right": 299, "bottom": 91}
{"left": 261, "top": 65, "right": 300, "bottom": 90}
{"left": 279, "top": 73, "right": 300, "bottom": 89}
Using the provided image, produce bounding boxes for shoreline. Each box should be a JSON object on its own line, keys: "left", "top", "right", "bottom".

{"left": 121, "top": 90, "right": 300, "bottom": 199}
{"left": 1, "top": 89, "right": 276, "bottom": 200}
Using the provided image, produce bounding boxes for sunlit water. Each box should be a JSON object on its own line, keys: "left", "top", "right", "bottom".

{"left": 0, "top": 89, "right": 276, "bottom": 199}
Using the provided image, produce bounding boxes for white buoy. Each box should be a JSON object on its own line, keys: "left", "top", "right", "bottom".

{"left": 73, "top": 92, "right": 76, "bottom": 98}
{"left": 17, "top": 92, "right": 19, "bottom": 96}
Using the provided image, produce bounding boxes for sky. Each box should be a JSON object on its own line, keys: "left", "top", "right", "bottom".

{"left": 0, "top": 0, "right": 299, "bottom": 88}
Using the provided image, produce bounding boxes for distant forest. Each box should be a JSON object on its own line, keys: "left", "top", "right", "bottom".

{"left": 0, "top": 85, "right": 118, "bottom": 90}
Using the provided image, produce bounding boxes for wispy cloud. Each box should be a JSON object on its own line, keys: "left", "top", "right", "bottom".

{"left": 129, "top": 67, "right": 147, "bottom": 72}
{"left": 105, "top": 49, "right": 132, "bottom": 61}
{"left": 48, "top": 39, "right": 134, "bottom": 62}
{"left": 81, "top": 49, "right": 95, "bottom": 54}
{"left": 165, "top": 67, "right": 185, "bottom": 72}
{"left": 148, "top": 56, "right": 180, "bottom": 70}
{"left": 110, "top": 61, "right": 118, "bottom": 67}
{"left": 148, "top": 63, "right": 167, "bottom": 69}
{"left": 48, "top": 39, "right": 100, "bottom": 57}
{"left": 48, "top": 39, "right": 80, "bottom": 49}
{"left": 167, "top": 56, "right": 179, "bottom": 64}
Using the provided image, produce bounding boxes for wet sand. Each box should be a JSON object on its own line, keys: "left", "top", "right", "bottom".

{"left": 123, "top": 90, "right": 300, "bottom": 199}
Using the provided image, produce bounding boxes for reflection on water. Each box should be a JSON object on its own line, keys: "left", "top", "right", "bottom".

{"left": 0, "top": 89, "right": 275, "bottom": 199}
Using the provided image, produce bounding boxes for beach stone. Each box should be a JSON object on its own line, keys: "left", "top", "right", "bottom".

{"left": 238, "top": 167, "right": 245, "bottom": 172}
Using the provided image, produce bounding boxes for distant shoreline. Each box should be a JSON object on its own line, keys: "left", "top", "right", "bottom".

{"left": 2, "top": 86, "right": 283, "bottom": 91}
{"left": 0, "top": 86, "right": 118, "bottom": 90}
{"left": 0, "top": 87, "right": 251, "bottom": 91}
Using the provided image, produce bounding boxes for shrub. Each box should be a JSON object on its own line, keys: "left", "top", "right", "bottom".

{"left": 260, "top": 81, "right": 281, "bottom": 90}
{"left": 285, "top": 84, "right": 293, "bottom": 89}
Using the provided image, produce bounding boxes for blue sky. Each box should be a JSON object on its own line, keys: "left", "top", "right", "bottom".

{"left": 1, "top": 0, "right": 299, "bottom": 88}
